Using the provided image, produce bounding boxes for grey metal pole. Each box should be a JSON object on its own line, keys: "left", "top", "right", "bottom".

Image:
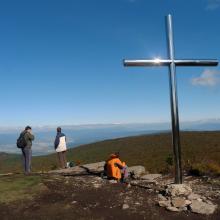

{"left": 166, "top": 14, "right": 182, "bottom": 184}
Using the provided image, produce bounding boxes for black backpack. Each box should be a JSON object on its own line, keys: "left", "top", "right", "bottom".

{"left": 17, "top": 132, "right": 27, "bottom": 148}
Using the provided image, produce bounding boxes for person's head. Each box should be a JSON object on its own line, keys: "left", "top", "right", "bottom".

{"left": 25, "top": 126, "right": 32, "bottom": 132}
{"left": 57, "top": 127, "right": 62, "bottom": 133}
{"left": 115, "top": 152, "right": 120, "bottom": 158}
{"left": 110, "top": 152, "right": 120, "bottom": 159}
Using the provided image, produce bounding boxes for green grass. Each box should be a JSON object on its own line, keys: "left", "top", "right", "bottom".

{"left": 0, "top": 153, "right": 22, "bottom": 173}
{"left": 0, "top": 175, "right": 42, "bottom": 203}
{"left": 1, "top": 131, "right": 220, "bottom": 175}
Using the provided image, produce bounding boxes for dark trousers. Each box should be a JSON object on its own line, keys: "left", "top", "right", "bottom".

{"left": 57, "top": 151, "right": 67, "bottom": 169}
{"left": 22, "top": 147, "right": 32, "bottom": 174}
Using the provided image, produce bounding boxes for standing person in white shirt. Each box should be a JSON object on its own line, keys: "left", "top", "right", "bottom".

{"left": 54, "top": 127, "right": 67, "bottom": 169}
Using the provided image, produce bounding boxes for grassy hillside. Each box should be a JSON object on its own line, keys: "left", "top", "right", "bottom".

{"left": 0, "top": 153, "right": 22, "bottom": 173}
{"left": 1, "top": 131, "right": 220, "bottom": 175}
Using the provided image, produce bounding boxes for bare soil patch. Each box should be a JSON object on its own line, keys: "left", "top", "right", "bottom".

{"left": 0, "top": 174, "right": 219, "bottom": 220}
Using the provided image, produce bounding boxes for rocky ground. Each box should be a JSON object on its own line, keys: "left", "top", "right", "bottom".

{"left": 0, "top": 163, "right": 220, "bottom": 220}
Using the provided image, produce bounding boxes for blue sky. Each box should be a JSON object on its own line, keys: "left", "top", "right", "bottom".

{"left": 0, "top": 0, "right": 219, "bottom": 127}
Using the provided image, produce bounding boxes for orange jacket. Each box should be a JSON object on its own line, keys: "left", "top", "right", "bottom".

{"left": 106, "top": 154, "right": 125, "bottom": 180}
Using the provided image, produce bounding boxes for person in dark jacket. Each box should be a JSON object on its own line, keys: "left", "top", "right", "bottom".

{"left": 20, "top": 126, "right": 35, "bottom": 175}
{"left": 54, "top": 127, "right": 67, "bottom": 169}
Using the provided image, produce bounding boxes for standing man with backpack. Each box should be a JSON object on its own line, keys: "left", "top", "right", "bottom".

{"left": 17, "top": 126, "right": 35, "bottom": 175}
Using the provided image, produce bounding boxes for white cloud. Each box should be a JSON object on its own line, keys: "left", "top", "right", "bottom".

{"left": 206, "top": 0, "right": 220, "bottom": 10}
{"left": 191, "top": 69, "right": 220, "bottom": 87}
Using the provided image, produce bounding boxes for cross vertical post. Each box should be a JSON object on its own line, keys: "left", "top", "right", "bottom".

{"left": 166, "top": 14, "right": 182, "bottom": 183}
{"left": 123, "top": 14, "right": 218, "bottom": 184}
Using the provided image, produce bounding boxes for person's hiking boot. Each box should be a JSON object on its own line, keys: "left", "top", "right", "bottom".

{"left": 120, "top": 178, "right": 127, "bottom": 183}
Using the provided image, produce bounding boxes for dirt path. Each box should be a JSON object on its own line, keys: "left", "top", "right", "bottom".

{"left": 0, "top": 174, "right": 220, "bottom": 220}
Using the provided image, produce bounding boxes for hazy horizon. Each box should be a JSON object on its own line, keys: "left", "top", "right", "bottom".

{"left": 0, "top": 118, "right": 220, "bottom": 131}
{"left": 1, "top": 118, "right": 220, "bottom": 156}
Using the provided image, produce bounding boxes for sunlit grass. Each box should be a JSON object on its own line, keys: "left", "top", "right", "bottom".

{"left": 0, "top": 175, "right": 42, "bottom": 203}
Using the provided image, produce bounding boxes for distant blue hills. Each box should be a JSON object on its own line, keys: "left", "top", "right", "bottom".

{"left": 0, "top": 119, "right": 220, "bottom": 156}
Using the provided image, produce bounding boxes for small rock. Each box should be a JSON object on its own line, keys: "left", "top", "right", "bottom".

{"left": 124, "top": 196, "right": 130, "bottom": 202}
{"left": 158, "top": 194, "right": 167, "bottom": 201}
{"left": 185, "top": 200, "right": 192, "bottom": 206}
{"left": 206, "top": 200, "right": 214, "bottom": 205}
{"left": 126, "top": 183, "right": 131, "bottom": 188}
{"left": 93, "top": 183, "right": 101, "bottom": 188}
{"left": 166, "top": 206, "right": 180, "bottom": 212}
{"left": 158, "top": 200, "right": 171, "bottom": 208}
{"left": 171, "top": 197, "right": 186, "bottom": 208}
{"left": 82, "top": 161, "right": 105, "bottom": 173}
{"left": 109, "top": 180, "right": 117, "bottom": 184}
{"left": 179, "top": 206, "right": 188, "bottom": 211}
{"left": 128, "top": 166, "right": 146, "bottom": 178}
{"left": 187, "top": 193, "right": 201, "bottom": 200}
{"left": 122, "top": 204, "right": 129, "bottom": 210}
{"left": 130, "top": 180, "right": 138, "bottom": 185}
{"left": 184, "top": 176, "right": 192, "bottom": 180}
{"left": 190, "top": 200, "right": 217, "bottom": 215}
{"left": 141, "top": 174, "right": 162, "bottom": 182}
{"left": 166, "top": 184, "right": 192, "bottom": 197}
{"left": 201, "top": 196, "right": 206, "bottom": 200}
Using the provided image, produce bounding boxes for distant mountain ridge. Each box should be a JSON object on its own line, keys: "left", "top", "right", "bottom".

{"left": 1, "top": 118, "right": 220, "bottom": 132}
{"left": 0, "top": 119, "right": 220, "bottom": 155}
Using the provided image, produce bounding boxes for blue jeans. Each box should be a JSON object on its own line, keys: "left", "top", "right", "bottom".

{"left": 22, "top": 147, "right": 32, "bottom": 174}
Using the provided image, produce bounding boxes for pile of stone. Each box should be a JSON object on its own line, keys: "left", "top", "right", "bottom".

{"left": 157, "top": 184, "right": 217, "bottom": 215}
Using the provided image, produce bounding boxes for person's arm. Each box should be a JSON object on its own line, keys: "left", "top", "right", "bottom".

{"left": 115, "top": 163, "right": 124, "bottom": 169}
{"left": 54, "top": 135, "right": 60, "bottom": 149}
{"left": 26, "top": 132, "right": 35, "bottom": 141}
{"left": 114, "top": 159, "right": 124, "bottom": 169}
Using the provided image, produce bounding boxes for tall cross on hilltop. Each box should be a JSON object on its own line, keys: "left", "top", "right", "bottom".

{"left": 123, "top": 14, "right": 218, "bottom": 184}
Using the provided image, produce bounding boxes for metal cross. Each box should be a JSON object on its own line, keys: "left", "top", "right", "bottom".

{"left": 123, "top": 14, "right": 218, "bottom": 184}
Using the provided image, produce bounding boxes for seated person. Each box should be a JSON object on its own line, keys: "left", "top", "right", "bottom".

{"left": 104, "top": 152, "right": 128, "bottom": 182}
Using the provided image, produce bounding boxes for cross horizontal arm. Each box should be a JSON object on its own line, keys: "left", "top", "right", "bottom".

{"left": 123, "top": 59, "right": 218, "bottom": 67}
